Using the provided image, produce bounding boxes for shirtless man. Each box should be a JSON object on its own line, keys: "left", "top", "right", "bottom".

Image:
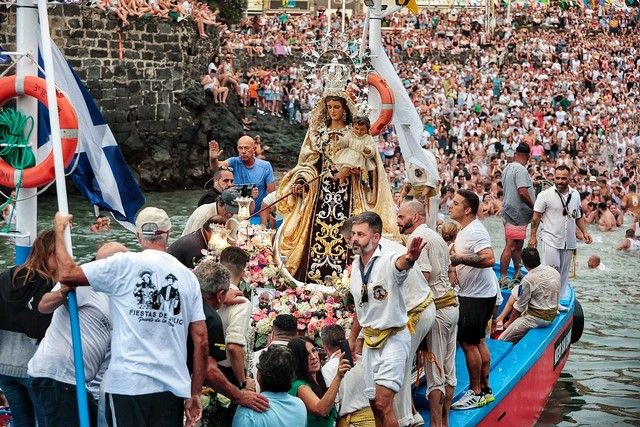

{"left": 596, "top": 202, "right": 617, "bottom": 232}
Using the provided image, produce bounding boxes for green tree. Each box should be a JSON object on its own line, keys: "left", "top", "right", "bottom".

{"left": 208, "top": 0, "right": 248, "bottom": 24}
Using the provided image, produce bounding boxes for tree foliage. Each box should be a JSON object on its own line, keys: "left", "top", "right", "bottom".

{"left": 208, "top": 0, "right": 248, "bottom": 24}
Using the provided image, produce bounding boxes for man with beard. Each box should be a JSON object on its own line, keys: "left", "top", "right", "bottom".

{"left": 529, "top": 165, "right": 592, "bottom": 298}
{"left": 197, "top": 169, "right": 234, "bottom": 207}
{"left": 396, "top": 201, "right": 458, "bottom": 426}
{"left": 346, "top": 211, "right": 424, "bottom": 427}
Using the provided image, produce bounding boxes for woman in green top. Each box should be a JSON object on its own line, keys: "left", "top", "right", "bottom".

{"left": 287, "top": 337, "right": 351, "bottom": 427}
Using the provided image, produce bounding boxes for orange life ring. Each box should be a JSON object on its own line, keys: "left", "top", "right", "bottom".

{"left": 367, "top": 73, "right": 394, "bottom": 136}
{"left": 0, "top": 75, "right": 78, "bottom": 189}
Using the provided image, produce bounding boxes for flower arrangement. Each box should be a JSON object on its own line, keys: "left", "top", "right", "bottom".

{"left": 251, "top": 287, "right": 354, "bottom": 349}
{"left": 199, "top": 222, "right": 355, "bottom": 352}
{"left": 237, "top": 226, "right": 292, "bottom": 294}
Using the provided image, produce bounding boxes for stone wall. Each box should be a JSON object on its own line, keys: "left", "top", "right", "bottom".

{"left": 0, "top": 6, "right": 247, "bottom": 190}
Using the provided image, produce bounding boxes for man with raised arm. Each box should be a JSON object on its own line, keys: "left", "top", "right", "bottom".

{"left": 449, "top": 190, "right": 498, "bottom": 410}
{"left": 208, "top": 136, "right": 276, "bottom": 216}
{"left": 346, "top": 211, "right": 425, "bottom": 427}
{"left": 53, "top": 208, "right": 207, "bottom": 427}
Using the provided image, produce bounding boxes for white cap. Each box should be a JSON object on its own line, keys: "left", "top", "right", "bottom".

{"left": 136, "top": 207, "right": 171, "bottom": 236}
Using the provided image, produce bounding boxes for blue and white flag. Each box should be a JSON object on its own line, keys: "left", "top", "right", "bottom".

{"left": 38, "top": 42, "right": 145, "bottom": 231}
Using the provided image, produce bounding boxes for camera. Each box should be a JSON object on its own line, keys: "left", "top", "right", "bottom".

{"left": 238, "top": 184, "right": 256, "bottom": 197}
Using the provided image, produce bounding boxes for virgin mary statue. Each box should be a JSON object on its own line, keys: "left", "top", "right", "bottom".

{"left": 275, "top": 59, "right": 399, "bottom": 286}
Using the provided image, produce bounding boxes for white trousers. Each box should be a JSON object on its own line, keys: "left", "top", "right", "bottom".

{"left": 425, "top": 305, "right": 459, "bottom": 395}
{"left": 393, "top": 303, "right": 436, "bottom": 426}
{"left": 540, "top": 240, "right": 573, "bottom": 298}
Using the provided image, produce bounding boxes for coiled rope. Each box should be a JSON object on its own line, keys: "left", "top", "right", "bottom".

{"left": 0, "top": 107, "right": 35, "bottom": 232}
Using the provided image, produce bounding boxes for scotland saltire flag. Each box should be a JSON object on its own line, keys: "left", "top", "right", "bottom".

{"left": 37, "top": 42, "right": 145, "bottom": 231}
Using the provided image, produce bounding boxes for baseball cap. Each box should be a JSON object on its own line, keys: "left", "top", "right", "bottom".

{"left": 219, "top": 189, "right": 240, "bottom": 215}
{"left": 589, "top": 176, "right": 597, "bottom": 182}
{"left": 136, "top": 207, "right": 172, "bottom": 236}
{"left": 515, "top": 143, "right": 531, "bottom": 155}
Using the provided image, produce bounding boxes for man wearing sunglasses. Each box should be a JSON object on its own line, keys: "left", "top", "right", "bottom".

{"left": 346, "top": 211, "right": 424, "bottom": 427}
{"left": 529, "top": 165, "right": 592, "bottom": 298}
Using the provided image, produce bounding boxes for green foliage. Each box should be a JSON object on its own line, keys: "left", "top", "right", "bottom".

{"left": 254, "top": 334, "right": 267, "bottom": 350}
{"left": 209, "top": 0, "right": 248, "bottom": 24}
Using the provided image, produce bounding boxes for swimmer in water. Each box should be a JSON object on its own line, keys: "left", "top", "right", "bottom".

{"left": 615, "top": 229, "right": 640, "bottom": 252}
{"left": 587, "top": 255, "right": 610, "bottom": 271}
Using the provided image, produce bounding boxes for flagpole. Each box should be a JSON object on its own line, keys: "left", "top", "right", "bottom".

{"left": 36, "top": 1, "right": 90, "bottom": 426}
{"left": 14, "top": 0, "right": 39, "bottom": 265}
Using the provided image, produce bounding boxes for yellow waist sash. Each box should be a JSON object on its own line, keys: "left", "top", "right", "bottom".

{"left": 363, "top": 325, "right": 405, "bottom": 349}
{"left": 527, "top": 306, "right": 557, "bottom": 322}
{"left": 434, "top": 289, "right": 458, "bottom": 310}
{"left": 407, "top": 293, "right": 434, "bottom": 335}
{"left": 337, "top": 407, "right": 376, "bottom": 427}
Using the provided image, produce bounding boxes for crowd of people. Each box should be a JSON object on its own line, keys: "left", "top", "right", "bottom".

{"left": 205, "top": 6, "right": 640, "bottom": 243}
{"left": 2, "top": 4, "right": 640, "bottom": 427}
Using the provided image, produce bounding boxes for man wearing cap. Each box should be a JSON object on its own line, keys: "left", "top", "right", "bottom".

{"left": 53, "top": 208, "right": 208, "bottom": 427}
{"left": 499, "top": 143, "right": 535, "bottom": 286}
{"left": 208, "top": 136, "right": 276, "bottom": 220}
{"left": 182, "top": 188, "right": 241, "bottom": 236}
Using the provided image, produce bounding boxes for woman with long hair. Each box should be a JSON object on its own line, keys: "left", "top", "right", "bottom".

{"left": 287, "top": 337, "right": 350, "bottom": 427}
{"left": 0, "top": 230, "right": 57, "bottom": 426}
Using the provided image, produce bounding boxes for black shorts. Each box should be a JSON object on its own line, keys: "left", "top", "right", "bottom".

{"left": 457, "top": 295, "right": 497, "bottom": 345}
{"left": 106, "top": 391, "right": 183, "bottom": 427}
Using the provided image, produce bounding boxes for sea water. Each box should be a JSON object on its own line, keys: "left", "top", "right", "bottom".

{"left": 0, "top": 191, "right": 638, "bottom": 426}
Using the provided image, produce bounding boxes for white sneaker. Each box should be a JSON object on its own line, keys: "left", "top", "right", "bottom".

{"left": 452, "top": 390, "right": 487, "bottom": 410}
{"left": 558, "top": 304, "right": 569, "bottom": 312}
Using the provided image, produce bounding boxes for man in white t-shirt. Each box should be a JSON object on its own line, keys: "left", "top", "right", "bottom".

{"left": 529, "top": 165, "right": 592, "bottom": 297}
{"left": 53, "top": 208, "right": 208, "bottom": 427}
{"left": 28, "top": 242, "right": 127, "bottom": 427}
{"left": 346, "top": 212, "right": 425, "bottom": 426}
{"left": 449, "top": 190, "right": 498, "bottom": 410}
